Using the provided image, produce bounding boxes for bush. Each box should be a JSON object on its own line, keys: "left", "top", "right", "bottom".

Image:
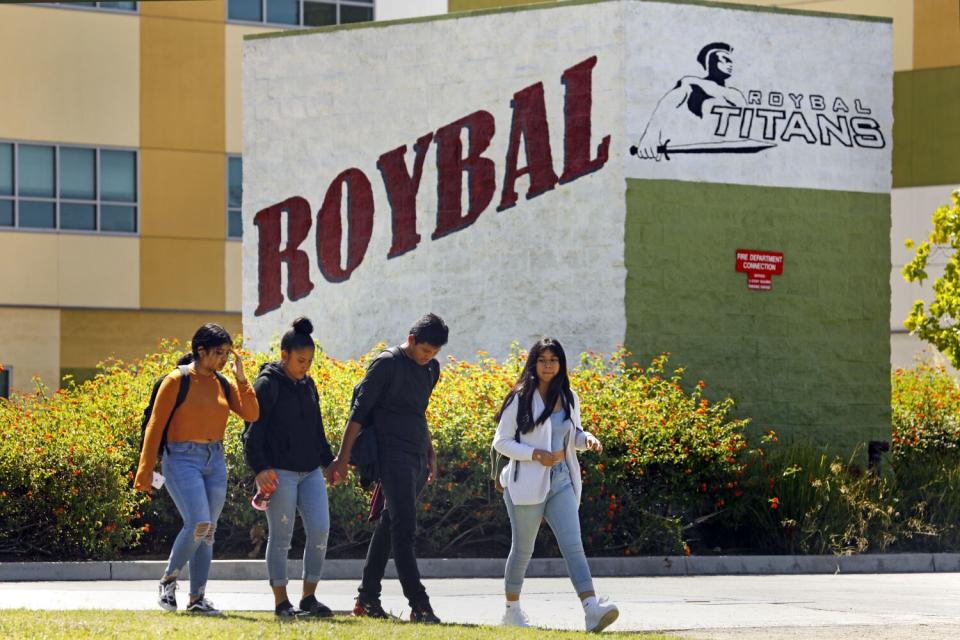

{"left": 713, "top": 442, "right": 902, "bottom": 555}
{"left": 707, "top": 363, "right": 960, "bottom": 556}
{"left": 887, "top": 363, "right": 960, "bottom": 550}
{"left": 0, "top": 341, "right": 753, "bottom": 560}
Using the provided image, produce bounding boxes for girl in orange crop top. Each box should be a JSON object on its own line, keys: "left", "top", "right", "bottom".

{"left": 135, "top": 323, "right": 258, "bottom": 615}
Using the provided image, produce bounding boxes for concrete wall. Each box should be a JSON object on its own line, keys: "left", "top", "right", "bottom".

{"left": 0, "top": 308, "right": 60, "bottom": 393}
{"left": 625, "top": 180, "right": 890, "bottom": 448}
{"left": 242, "top": 1, "right": 627, "bottom": 359}
{"left": 621, "top": 1, "right": 892, "bottom": 447}
{"left": 240, "top": 0, "right": 892, "bottom": 447}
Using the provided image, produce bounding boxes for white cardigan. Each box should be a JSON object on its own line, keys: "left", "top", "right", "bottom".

{"left": 493, "top": 389, "right": 590, "bottom": 506}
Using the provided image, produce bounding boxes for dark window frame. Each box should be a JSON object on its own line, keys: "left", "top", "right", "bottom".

{"left": 0, "top": 139, "right": 139, "bottom": 236}
{"left": 226, "top": 0, "right": 375, "bottom": 28}
{"left": 227, "top": 155, "right": 243, "bottom": 240}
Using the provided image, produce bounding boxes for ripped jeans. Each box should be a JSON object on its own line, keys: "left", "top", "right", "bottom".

{"left": 161, "top": 441, "right": 228, "bottom": 597}
{"left": 265, "top": 467, "right": 330, "bottom": 586}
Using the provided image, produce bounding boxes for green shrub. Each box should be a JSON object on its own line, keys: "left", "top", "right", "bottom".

{"left": 715, "top": 442, "right": 903, "bottom": 555}
{"left": 888, "top": 363, "right": 960, "bottom": 551}
{"left": 0, "top": 341, "right": 752, "bottom": 559}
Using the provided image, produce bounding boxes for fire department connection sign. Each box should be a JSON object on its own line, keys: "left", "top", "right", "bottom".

{"left": 241, "top": 1, "right": 891, "bottom": 359}
{"left": 736, "top": 250, "right": 784, "bottom": 291}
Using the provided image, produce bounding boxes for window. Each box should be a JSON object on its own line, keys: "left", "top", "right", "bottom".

{"left": 228, "top": 0, "right": 374, "bottom": 27}
{"left": 227, "top": 156, "right": 243, "bottom": 239}
{"left": 0, "top": 366, "right": 9, "bottom": 399}
{"left": 0, "top": 140, "right": 138, "bottom": 234}
{"left": 44, "top": 2, "right": 138, "bottom": 12}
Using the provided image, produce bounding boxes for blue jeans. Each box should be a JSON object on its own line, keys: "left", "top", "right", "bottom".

{"left": 503, "top": 475, "right": 594, "bottom": 595}
{"left": 161, "top": 441, "right": 228, "bottom": 597}
{"left": 265, "top": 467, "right": 330, "bottom": 587}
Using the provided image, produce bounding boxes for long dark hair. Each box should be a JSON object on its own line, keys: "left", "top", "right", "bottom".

{"left": 177, "top": 323, "right": 233, "bottom": 365}
{"left": 495, "top": 338, "right": 575, "bottom": 434}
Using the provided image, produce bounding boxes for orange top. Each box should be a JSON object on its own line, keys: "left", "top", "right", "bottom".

{"left": 134, "top": 367, "right": 259, "bottom": 491}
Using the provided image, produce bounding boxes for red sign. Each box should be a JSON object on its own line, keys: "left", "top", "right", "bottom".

{"left": 735, "top": 249, "right": 784, "bottom": 291}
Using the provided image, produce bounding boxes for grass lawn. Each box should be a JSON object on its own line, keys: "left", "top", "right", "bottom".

{"left": 0, "top": 610, "right": 682, "bottom": 639}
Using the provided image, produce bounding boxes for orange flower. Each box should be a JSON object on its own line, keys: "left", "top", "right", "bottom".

{"left": 769, "top": 496, "right": 780, "bottom": 509}
{"left": 143, "top": 524, "right": 152, "bottom": 533}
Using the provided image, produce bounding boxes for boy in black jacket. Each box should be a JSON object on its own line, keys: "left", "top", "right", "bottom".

{"left": 326, "top": 313, "right": 449, "bottom": 623}
{"left": 244, "top": 317, "right": 335, "bottom": 619}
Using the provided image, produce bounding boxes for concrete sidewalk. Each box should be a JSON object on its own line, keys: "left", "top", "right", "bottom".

{"left": 4, "top": 553, "right": 960, "bottom": 581}
{"left": 2, "top": 574, "right": 960, "bottom": 638}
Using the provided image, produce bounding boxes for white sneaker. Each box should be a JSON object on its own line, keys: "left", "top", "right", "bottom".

{"left": 584, "top": 596, "right": 619, "bottom": 632}
{"left": 501, "top": 604, "right": 531, "bottom": 627}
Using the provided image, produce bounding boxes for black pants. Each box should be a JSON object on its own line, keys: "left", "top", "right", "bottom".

{"left": 358, "top": 449, "right": 429, "bottom": 607}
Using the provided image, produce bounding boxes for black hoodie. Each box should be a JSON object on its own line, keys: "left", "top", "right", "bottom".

{"left": 243, "top": 362, "right": 334, "bottom": 475}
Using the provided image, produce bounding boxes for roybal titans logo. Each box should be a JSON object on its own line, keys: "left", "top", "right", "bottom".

{"left": 630, "top": 42, "right": 885, "bottom": 161}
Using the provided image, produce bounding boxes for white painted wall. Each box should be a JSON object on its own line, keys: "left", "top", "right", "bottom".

{"left": 376, "top": 0, "right": 446, "bottom": 21}
{"left": 624, "top": 2, "right": 892, "bottom": 193}
{"left": 243, "top": 2, "right": 627, "bottom": 360}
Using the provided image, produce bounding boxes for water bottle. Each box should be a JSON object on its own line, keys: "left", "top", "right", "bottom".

{"left": 251, "top": 489, "right": 272, "bottom": 511}
{"left": 251, "top": 471, "right": 277, "bottom": 511}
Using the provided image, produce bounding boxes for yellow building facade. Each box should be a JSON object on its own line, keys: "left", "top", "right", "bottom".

{"left": 1, "top": 0, "right": 957, "bottom": 394}
{"left": 0, "top": 1, "right": 344, "bottom": 392}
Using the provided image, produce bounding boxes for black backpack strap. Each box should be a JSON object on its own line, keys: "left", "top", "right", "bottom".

{"left": 174, "top": 365, "right": 191, "bottom": 408}
{"left": 381, "top": 346, "right": 406, "bottom": 404}
{"left": 214, "top": 371, "right": 231, "bottom": 402}
{"left": 159, "top": 365, "right": 191, "bottom": 456}
{"left": 255, "top": 375, "right": 281, "bottom": 429}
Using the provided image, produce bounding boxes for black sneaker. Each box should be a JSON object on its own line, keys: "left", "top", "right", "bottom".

{"left": 185, "top": 597, "right": 222, "bottom": 616}
{"left": 299, "top": 594, "right": 333, "bottom": 618}
{"left": 158, "top": 579, "right": 177, "bottom": 612}
{"left": 275, "top": 600, "right": 307, "bottom": 619}
{"left": 410, "top": 601, "right": 441, "bottom": 624}
{"left": 352, "top": 597, "right": 390, "bottom": 619}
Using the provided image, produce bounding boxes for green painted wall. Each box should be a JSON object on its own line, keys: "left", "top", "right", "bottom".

{"left": 893, "top": 66, "right": 960, "bottom": 188}
{"left": 625, "top": 179, "right": 890, "bottom": 451}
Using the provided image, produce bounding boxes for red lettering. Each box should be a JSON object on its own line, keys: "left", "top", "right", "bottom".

{"left": 433, "top": 110, "right": 496, "bottom": 240}
{"left": 560, "top": 56, "right": 610, "bottom": 183}
{"left": 497, "top": 82, "right": 558, "bottom": 211}
{"left": 316, "top": 168, "right": 374, "bottom": 283}
{"left": 254, "top": 196, "right": 315, "bottom": 316}
{"left": 377, "top": 133, "right": 434, "bottom": 258}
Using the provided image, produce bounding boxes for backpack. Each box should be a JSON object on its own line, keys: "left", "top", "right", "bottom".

{"left": 139, "top": 364, "right": 231, "bottom": 462}
{"left": 349, "top": 346, "right": 440, "bottom": 489}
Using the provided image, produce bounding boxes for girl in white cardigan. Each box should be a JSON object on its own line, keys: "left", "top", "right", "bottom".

{"left": 492, "top": 338, "right": 619, "bottom": 632}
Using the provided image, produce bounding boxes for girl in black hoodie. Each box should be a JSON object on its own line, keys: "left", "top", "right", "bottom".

{"left": 244, "top": 317, "right": 335, "bottom": 618}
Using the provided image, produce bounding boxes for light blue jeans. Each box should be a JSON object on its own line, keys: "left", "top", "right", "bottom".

{"left": 265, "top": 467, "right": 330, "bottom": 586}
{"left": 503, "top": 469, "right": 594, "bottom": 595}
{"left": 161, "top": 441, "right": 228, "bottom": 597}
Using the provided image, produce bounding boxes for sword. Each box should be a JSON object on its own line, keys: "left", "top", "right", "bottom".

{"left": 629, "top": 138, "right": 777, "bottom": 161}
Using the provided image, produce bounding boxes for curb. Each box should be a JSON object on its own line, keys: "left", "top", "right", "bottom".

{"left": 2, "top": 553, "right": 960, "bottom": 581}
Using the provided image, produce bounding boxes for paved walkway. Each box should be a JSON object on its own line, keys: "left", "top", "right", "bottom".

{"left": 2, "top": 574, "right": 960, "bottom": 638}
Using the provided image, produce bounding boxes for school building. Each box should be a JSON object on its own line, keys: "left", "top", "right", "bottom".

{"left": 0, "top": 0, "right": 958, "bottom": 408}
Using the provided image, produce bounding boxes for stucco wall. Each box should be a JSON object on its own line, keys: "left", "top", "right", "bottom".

{"left": 242, "top": 1, "right": 627, "bottom": 359}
